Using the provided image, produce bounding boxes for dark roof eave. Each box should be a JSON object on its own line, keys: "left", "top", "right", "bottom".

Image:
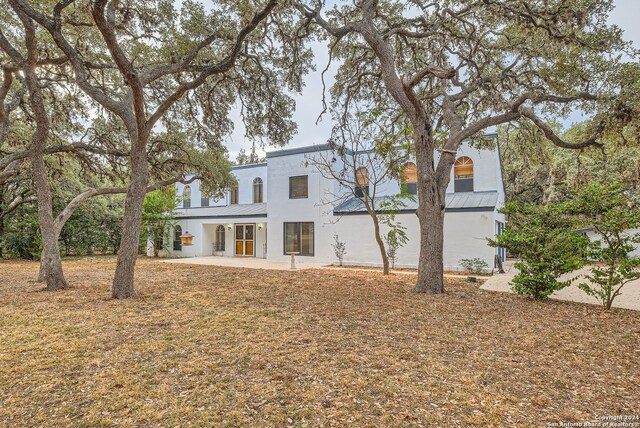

{"left": 333, "top": 206, "right": 496, "bottom": 216}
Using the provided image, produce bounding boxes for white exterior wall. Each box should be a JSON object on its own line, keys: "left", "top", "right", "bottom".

{"left": 175, "top": 163, "right": 267, "bottom": 208}
{"left": 585, "top": 228, "right": 640, "bottom": 259}
{"left": 171, "top": 216, "right": 267, "bottom": 258}
{"left": 265, "top": 150, "right": 335, "bottom": 262}
{"left": 325, "top": 140, "right": 501, "bottom": 198}
{"left": 445, "top": 145, "right": 499, "bottom": 194}
{"left": 331, "top": 210, "right": 497, "bottom": 270}
{"left": 171, "top": 164, "right": 268, "bottom": 258}
{"left": 169, "top": 139, "right": 505, "bottom": 268}
{"left": 232, "top": 164, "right": 268, "bottom": 205}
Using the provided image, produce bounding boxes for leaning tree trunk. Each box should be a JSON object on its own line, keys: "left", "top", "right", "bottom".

{"left": 111, "top": 143, "right": 149, "bottom": 299}
{"left": 370, "top": 212, "right": 390, "bottom": 274}
{"left": 30, "top": 132, "right": 68, "bottom": 290}
{"left": 23, "top": 39, "right": 68, "bottom": 291}
{"left": 413, "top": 124, "right": 446, "bottom": 294}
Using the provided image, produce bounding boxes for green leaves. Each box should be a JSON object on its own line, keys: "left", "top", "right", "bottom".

{"left": 490, "top": 201, "right": 588, "bottom": 299}
{"left": 141, "top": 188, "right": 177, "bottom": 256}
{"left": 570, "top": 183, "right": 640, "bottom": 309}
{"left": 492, "top": 183, "right": 640, "bottom": 308}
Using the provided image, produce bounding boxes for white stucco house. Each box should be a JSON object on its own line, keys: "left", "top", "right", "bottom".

{"left": 169, "top": 135, "right": 506, "bottom": 271}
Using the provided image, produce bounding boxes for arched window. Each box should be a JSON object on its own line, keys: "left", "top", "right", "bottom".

{"left": 454, "top": 156, "right": 474, "bottom": 192}
{"left": 182, "top": 186, "right": 191, "bottom": 208}
{"left": 401, "top": 162, "right": 418, "bottom": 195}
{"left": 355, "top": 167, "right": 369, "bottom": 198}
{"left": 173, "top": 225, "right": 182, "bottom": 251}
{"left": 229, "top": 188, "right": 238, "bottom": 205}
{"left": 214, "top": 225, "right": 225, "bottom": 252}
{"left": 253, "top": 177, "right": 263, "bottom": 203}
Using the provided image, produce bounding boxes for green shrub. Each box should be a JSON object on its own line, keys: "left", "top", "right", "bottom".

{"left": 2, "top": 215, "right": 42, "bottom": 260}
{"left": 570, "top": 183, "right": 640, "bottom": 310}
{"left": 490, "top": 202, "right": 588, "bottom": 299}
{"left": 459, "top": 258, "right": 489, "bottom": 274}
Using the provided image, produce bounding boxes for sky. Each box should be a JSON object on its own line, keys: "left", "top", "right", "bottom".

{"left": 225, "top": 0, "right": 640, "bottom": 161}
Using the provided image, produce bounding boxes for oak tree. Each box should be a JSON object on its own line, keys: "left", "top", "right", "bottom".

{"left": 297, "top": 0, "right": 636, "bottom": 293}
{"left": 10, "top": 0, "right": 310, "bottom": 298}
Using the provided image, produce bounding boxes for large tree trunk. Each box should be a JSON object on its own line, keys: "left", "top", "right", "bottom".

{"left": 0, "top": 209, "right": 4, "bottom": 259}
{"left": 111, "top": 144, "right": 148, "bottom": 299}
{"left": 30, "top": 119, "right": 68, "bottom": 290}
{"left": 414, "top": 197, "right": 445, "bottom": 293}
{"left": 413, "top": 124, "right": 446, "bottom": 294}
{"left": 22, "top": 27, "right": 69, "bottom": 291}
{"left": 0, "top": 212, "right": 4, "bottom": 259}
{"left": 31, "top": 144, "right": 68, "bottom": 291}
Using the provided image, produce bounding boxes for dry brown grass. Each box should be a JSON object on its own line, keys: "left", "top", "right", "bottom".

{"left": 0, "top": 258, "right": 638, "bottom": 427}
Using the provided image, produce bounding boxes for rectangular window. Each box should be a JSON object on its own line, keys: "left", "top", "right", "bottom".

{"left": 283, "top": 222, "right": 314, "bottom": 256}
{"left": 454, "top": 178, "right": 474, "bottom": 193}
{"left": 354, "top": 185, "right": 369, "bottom": 198}
{"left": 229, "top": 189, "right": 238, "bottom": 205}
{"left": 289, "top": 175, "right": 308, "bottom": 199}
{"left": 401, "top": 182, "right": 418, "bottom": 195}
{"left": 201, "top": 197, "right": 209, "bottom": 207}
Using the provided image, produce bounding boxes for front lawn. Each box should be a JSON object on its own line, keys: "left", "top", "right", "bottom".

{"left": 0, "top": 259, "right": 637, "bottom": 427}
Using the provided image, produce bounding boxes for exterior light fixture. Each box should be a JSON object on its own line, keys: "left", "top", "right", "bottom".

{"left": 179, "top": 231, "right": 194, "bottom": 246}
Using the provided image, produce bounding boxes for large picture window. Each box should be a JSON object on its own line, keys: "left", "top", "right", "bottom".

{"left": 283, "top": 222, "right": 314, "bottom": 256}
{"left": 289, "top": 175, "right": 308, "bottom": 199}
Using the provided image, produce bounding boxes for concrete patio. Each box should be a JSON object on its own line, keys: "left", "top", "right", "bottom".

{"left": 159, "top": 256, "right": 328, "bottom": 271}
{"left": 481, "top": 261, "right": 640, "bottom": 311}
{"left": 159, "top": 256, "right": 481, "bottom": 279}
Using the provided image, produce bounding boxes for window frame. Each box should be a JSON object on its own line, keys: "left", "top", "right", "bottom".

{"left": 282, "top": 222, "right": 314, "bottom": 256}
{"left": 173, "top": 225, "right": 182, "bottom": 251}
{"left": 289, "top": 175, "right": 309, "bottom": 199}
{"left": 253, "top": 177, "right": 263, "bottom": 203}
{"left": 214, "top": 225, "right": 225, "bottom": 252}
{"left": 354, "top": 167, "right": 370, "bottom": 198}
{"left": 229, "top": 188, "right": 239, "bottom": 205}
{"left": 454, "top": 156, "right": 474, "bottom": 193}
{"left": 401, "top": 162, "right": 418, "bottom": 195}
{"left": 182, "top": 185, "right": 191, "bottom": 208}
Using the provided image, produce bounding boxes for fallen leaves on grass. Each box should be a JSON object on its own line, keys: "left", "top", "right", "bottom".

{"left": 0, "top": 258, "right": 638, "bottom": 427}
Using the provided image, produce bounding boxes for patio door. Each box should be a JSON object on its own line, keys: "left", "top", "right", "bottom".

{"left": 235, "top": 224, "right": 255, "bottom": 256}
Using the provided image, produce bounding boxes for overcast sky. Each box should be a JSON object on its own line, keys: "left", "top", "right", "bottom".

{"left": 225, "top": 0, "right": 640, "bottom": 161}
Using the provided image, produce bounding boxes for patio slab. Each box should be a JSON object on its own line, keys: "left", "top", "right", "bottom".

{"left": 159, "top": 256, "right": 327, "bottom": 271}
{"left": 481, "top": 262, "right": 640, "bottom": 311}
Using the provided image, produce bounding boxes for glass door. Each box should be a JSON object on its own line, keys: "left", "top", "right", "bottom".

{"left": 235, "top": 224, "right": 255, "bottom": 256}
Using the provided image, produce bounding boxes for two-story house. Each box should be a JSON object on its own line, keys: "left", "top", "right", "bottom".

{"left": 170, "top": 135, "right": 506, "bottom": 271}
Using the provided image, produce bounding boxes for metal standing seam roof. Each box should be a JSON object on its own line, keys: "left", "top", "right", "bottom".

{"left": 333, "top": 191, "right": 499, "bottom": 214}
{"left": 175, "top": 203, "right": 268, "bottom": 219}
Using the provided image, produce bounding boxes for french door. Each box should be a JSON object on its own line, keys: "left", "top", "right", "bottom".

{"left": 235, "top": 224, "right": 255, "bottom": 256}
